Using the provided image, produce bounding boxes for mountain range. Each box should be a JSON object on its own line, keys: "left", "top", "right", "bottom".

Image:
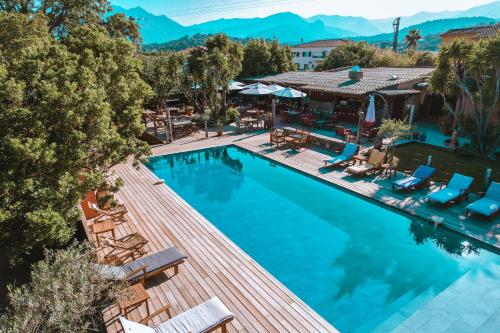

{"left": 109, "top": 1, "right": 500, "bottom": 45}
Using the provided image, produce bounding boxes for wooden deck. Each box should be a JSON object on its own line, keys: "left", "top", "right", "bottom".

{"left": 91, "top": 131, "right": 338, "bottom": 333}
{"left": 88, "top": 129, "right": 498, "bottom": 333}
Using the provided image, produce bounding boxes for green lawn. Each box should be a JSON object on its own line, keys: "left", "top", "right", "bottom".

{"left": 395, "top": 143, "right": 499, "bottom": 193}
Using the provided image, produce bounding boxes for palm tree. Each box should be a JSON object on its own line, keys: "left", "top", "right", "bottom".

{"left": 405, "top": 29, "right": 422, "bottom": 49}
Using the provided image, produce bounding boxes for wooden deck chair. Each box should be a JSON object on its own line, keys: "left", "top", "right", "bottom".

{"left": 346, "top": 149, "right": 386, "bottom": 177}
{"left": 99, "top": 233, "right": 149, "bottom": 264}
{"left": 88, "top": 202, "right": 127, "bottom": 224}
{"left": 119, "top": 297, "right": 234, "bottom": 333}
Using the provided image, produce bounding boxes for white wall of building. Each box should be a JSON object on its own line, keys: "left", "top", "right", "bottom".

{"left": 291, "top": 46, "right": 335, "bottom": 70}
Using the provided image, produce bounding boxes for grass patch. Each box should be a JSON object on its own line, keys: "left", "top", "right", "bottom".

{"left": 394, "top": 142, "right": 499, "bottom": 193}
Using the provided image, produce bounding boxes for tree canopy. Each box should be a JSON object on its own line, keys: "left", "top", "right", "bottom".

{"left": 430, "top": 35, "right": 500, "bottom": 158}
{"left": 0, "top": 12, "right": 151, "bottom": 263}
{"left": 317, "top": 41, "right": 435, "bottom": 70}
{"left": 240, "top": 39, "right": 295, "bottom": 77}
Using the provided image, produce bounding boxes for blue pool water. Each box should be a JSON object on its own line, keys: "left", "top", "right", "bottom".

{"left": 146, "top": 146, "right": 500, "bottom": 332}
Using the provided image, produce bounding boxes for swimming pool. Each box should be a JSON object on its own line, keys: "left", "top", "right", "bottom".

{"left": 146, "top": 145, "right": 500, "bottom": 332}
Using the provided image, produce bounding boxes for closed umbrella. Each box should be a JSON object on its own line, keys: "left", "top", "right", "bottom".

{"left": 229, "top": 82, "right": 245, "bottom": 91}
{"left": 239, "top": 87, "right": 272, "bottom": 95}
{"left": 365, "top": 94, "right": 376, "bottom": 127}
{"left": 271, "top": 87, "right": 307, "bottom": 98}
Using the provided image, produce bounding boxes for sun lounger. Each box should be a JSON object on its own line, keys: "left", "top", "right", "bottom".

{"left": 324, "top": 143, "right": 358, "bottom": 167}
{"left": 466, "top": 182, "right": 499, "bottom": 218}
{"left": 96, "top": 246, "right": 187, "bottom": 284}
{"left": 119, "top": 297, "right": 234, "bottom": 333}
{"left": 426, "top": 173, "right": 474, "bottom": 206}
{"left": 346, "top": 149, "right": 386, "bottom": 177}
{"left": 392, "top": 165, "right": 436, "bottom": 191}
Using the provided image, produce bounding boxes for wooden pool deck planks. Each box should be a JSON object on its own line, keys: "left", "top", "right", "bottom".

{"left": 96, "top": 130, "right": 498, "bottom": 333}
{"left": 97, "top": 131, "right": 339, "bottom": 333}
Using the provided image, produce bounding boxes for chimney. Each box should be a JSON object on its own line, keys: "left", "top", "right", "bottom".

{"left": 349, "top": 65, "right": 363, "bottom": 80}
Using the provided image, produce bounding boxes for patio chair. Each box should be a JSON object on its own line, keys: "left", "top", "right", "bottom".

{"left": 100, "top": 233, "right": 149, "bottom": 264}
{"left": 426, "top": 173, "right": 474, "bottom": 206}
{"left": 88, "top": 202, "right": 127, "bottom": 224}
{"left": 119, "top": 297, "right": 234, "bottom": 333}
{"left": 346, "top": 149, "right": 386, "bottom": 177}
{"left": 392, "top": 165, "right": 436, "bottom": 191}
{"left": 465, "top": 182, "right": 499, "bottom": 218}
{"left": 96, "top": 246, "right": 187, "bottom": 285}
{"left": 324, "top": 143, "right": 358, "bottom": 167}
{"left": 270, "top": 128, "right": 286, "bottom": 148}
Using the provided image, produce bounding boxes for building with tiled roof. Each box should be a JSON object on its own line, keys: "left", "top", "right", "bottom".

{"left": 440, "top": 23, "right": 500, "bottom": 44}
{"left": 252, "top": 66, "right": 434, "bottom": 120}
{"left": 290, "top": 39, "right": 348, "bottom": 71}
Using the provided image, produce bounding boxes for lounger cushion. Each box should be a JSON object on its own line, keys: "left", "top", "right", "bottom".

{"left": 325, "top": 155, "right": 348, "bottom": 165}
{"left": 123, "top": 247, "right": 187, "bottom": 281}
{"left": 466, "top": 198, "right": 499, "bottom": 217}
{"left": 447, "top": 173, "right": 474, "bottom": 191}
{"left": 413, "top": 165, "right": 435, "bottom": 179}
{"left": 120, "top": 316, "right": 155, "bottom": 333}
{"left": 427, "top": 189, "right": 461, "bottom": 204}
{"left": 95, "top": 264, "right": 128, "bottom": 280}
{"left": 154, "top": 297, "right": 234, "bottom": 333}
{"left": 393, "top": 176, "right": 422, "bottom": 189}
{"left": 347, "top": 163, "right": 374, "bottom": 174}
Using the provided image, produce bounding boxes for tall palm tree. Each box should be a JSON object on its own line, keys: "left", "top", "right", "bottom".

{"left": 405, "top": 29, "right": 422, "bottom": 49}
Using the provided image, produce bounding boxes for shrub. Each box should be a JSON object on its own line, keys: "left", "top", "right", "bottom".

{"left": 0, "top": 242, "right": 119, "bottom": 333}
{"left": 226, "top": 107, "right": 240, "bottom": 122}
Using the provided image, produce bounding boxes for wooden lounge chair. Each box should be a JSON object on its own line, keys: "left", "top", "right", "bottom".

{"left": 119, "top": 297, "right": 234, "bottom": 333}
{"left": 88, "top": 202, "right": 127, "bottom": 224}
{"left": 465, "top": 182, "right": 499, "bottom": 218}
{"left": 426, "top": 173, "right": 474, "bottom": 206}
{"left": 96, "top": 247, "right": 187, "bottom": 285}
{"left": 99, "top": 233, "right": 149, "bottom": 264}
{"left": 346, "top": 149, "right": 386, "bottom": 177}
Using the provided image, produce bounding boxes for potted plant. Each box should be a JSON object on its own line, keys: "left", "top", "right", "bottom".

{"left": 438, "top": 114, "right": 453, "bottom": 136}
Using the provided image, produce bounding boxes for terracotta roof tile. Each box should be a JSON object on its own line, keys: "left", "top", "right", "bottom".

{"left": 440, "top": 23, "right": 500, "bottom": 38}
{"left": 292, "top": 39, "right": 348, "bottom": 48}
{"left": 255, "top": 67, "right": 434, "bottom": 95}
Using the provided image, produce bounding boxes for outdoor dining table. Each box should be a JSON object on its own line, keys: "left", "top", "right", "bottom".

{"left": 240, "top": 117, "right": 259, "bottom": 131}
{"left": 282, "top": 110, "right": 301, "bottom": 123}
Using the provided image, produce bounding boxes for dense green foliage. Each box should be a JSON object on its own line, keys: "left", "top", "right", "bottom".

{"left": 317, "top": 41, "right": 436, "bottom": 70}
{"left": 429, "top": 35, "right": 500, "bottom": 158}
{"left": 0, "top": 11, "right": 151, "bottom": 263}
{"left": 141, "top": 52, "right": 186, "bottom": 108}
{"left": 184, "top": 34, "right": 243, "bottom": 119}
{"left": 0, "top": 242, "right": 118, "bottom": 332}
{"left": 143, "top": 33, "right": 252, "bottom": 52}
{"left": 240, "top": 39, "right": 295, "bottom": 77}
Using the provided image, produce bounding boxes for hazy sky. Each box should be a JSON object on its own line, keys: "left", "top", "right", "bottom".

{"left": 112, "top": 0, "right": 495, "bottom": 25}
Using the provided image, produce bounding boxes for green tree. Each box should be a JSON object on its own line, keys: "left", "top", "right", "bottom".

{"left": 0, "top": 13, "right": 151, "bottom": 263}
{"left": 184, "top": 34, "right": 243, "bottom": 121}
{"left": 317, "top": 41, "right": 376, "bottom": 70}
{"left": 430, "top": 36, "right": 500, "bottom": 158}
{"left": 240, "top": 38, "right": 294, "bottom": 77}
{"left": 0, "top": 0, "right": 110, "bottom": 36}
{"left": 141, "top": 52, "right": 186, "bottom": 108}
{"left": 0, "top": 242, "right": 119, "bottom": 332}
{"left": 105, "top": 13, "right": 142, "bottom": 45}
{"left": 405, "top": 29, "right": 423, "bottom": 50}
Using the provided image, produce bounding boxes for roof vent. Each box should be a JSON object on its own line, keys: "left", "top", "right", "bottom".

{"left": 389, "top": 75, "right": 399, "bottom": 80}
{"left": 349, "top": 65, "right": 363, "bottom": 80}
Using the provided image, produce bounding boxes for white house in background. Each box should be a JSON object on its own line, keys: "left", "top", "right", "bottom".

{"left": 291, "top": 39, "right": 348, "bottom": 70}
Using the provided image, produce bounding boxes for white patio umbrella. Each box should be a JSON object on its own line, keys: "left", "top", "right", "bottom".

{"left": 365, "top": 94, "right": 376, "bottom": 126}
{"left": 229, "top": 81, "right": 245, "bottom": 91}
{"left": 267, "top": 84, "right": 285, "bottom": 92}
{"left": 271, "top": 87, "right": 307, "bottom": 98}
{"left": 239, "top": 87, "right": 273, "bottom": 95}
{"left": 230, "top": 80, "right": 244, "bottom": 86}
{"left": 242, "top": 82, "right": 269, "bottom": 90}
